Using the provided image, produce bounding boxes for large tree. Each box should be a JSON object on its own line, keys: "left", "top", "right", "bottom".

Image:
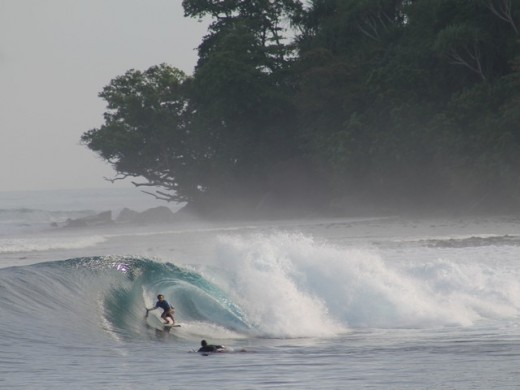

{"left": 81, "top": 64, "right": 206, "bottom": 203}
{"left": 291, "top": 0, "right": 520, "bottom": 210}
{"left": 82, "top": 0, "right": 520, "bottom": 215}
{"left": 181, "top": 0, "right": 308, "bottom": 209}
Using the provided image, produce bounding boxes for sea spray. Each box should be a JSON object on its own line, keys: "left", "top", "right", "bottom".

{"left": 208, "top": 232, "right": 520, "bottom": 333}
{"left": 404, "top": 258, "right": 520, "bottom": 323}
{"left": 209, "top": 232, "right": 346, "bottom": 337}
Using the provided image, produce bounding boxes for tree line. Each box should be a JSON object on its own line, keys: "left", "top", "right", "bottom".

{"left": 82, "top": 0, "right": 520, "bottom": 217}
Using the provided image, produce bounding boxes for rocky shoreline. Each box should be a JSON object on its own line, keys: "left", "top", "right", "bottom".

{"left": 59, "top": 206, "right": 182, "bottom": 228}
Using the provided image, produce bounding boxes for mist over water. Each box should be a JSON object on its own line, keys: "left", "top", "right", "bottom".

{"left": 0, "top": 187, "right": 180, "bottom": 235}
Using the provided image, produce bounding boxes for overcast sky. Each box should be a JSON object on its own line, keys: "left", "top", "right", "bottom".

{"left": 0, "top": 0, "right": 207, "bottom": 192}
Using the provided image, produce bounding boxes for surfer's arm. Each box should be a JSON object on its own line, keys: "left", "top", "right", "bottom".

{"left": 145, "top": 304, "right": 159, "bottom": 316}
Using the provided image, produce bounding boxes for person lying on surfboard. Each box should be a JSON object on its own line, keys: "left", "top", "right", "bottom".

{"left": 197, "top": 340, "right": 226, "bottom": 353}
{"left": 145, "top": 294, "right": 175, "bottom": 324}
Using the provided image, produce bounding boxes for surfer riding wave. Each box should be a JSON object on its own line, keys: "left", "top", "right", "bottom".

{"left": 145, "top": 294, "right": 175, "bottom": 324}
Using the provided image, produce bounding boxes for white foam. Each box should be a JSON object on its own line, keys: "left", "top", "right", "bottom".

{"left": 209, "top": 232, "right": 520, "bottom": 336}
{"left": 211, "top": 232, "right": 346, "bottom": 338}
{"left": 0, "top": 235, "right": 107, "bottom": 253}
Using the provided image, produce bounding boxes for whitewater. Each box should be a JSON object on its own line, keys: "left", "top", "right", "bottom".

{"left": 1, "top": 188, "right": 520, "bottom": 389}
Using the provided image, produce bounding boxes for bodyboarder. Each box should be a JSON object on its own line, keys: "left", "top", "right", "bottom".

{"left": 197, "top": 339, "right": 226, "bottom": 353}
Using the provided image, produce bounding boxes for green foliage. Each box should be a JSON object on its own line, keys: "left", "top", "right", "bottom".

{"left": 293, "top": 0, "right": 520, "bottom": 211}
{"left": 82, "top": 0, "right": 520, "bottom": 215}
{"left": 81, "top": 64, "right": 202, "bottom": 203}
{"left": 183, "top": 0, "right": 302, "bottom": 71}
{"left": 182, "top": 0, "right": 302, "bottom": 206}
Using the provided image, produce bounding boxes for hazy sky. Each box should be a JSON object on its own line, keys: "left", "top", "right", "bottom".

{"left": 0, "top": 0, "right": 207, "bottom": 192}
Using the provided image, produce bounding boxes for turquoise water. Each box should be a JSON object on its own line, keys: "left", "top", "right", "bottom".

{"left": 1, "top": 189, "right": 520, "bottom": 389}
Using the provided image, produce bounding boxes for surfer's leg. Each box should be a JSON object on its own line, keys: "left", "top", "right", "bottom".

{"left": 161, "top": 311, "right": 174, "bottom": 324}
{"left": 165, "top": 309, "right": 175, "bottom": 324}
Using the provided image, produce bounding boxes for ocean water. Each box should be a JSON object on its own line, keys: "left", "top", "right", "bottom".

{"left": 1, "top": 188, "right": 520, "bottom": 389}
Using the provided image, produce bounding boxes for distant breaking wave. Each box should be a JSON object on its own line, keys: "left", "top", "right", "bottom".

{"left": 419, "top": 234, "right": 520, "bottom": 248}
{"left": 0, "top": 235, "right": 107, "bottom": 253}
{"left": 0, "top": 208, "right": 97, "bottom": 235}
{"left": 0, "top": 208, "right": 96, "bottom": 224}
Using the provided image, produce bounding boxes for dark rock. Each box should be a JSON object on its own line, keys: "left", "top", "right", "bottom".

{"left": 114, "top": 206, "right": 176, "bottom": 224}
{"left": 135, "top": 206, "right": 175, "bottom": 224}
{"left": 115, "top": 208, "right": 140, "bottom": 223}
{"left": 65, "top": 210, "right": 113, "bottom": 228}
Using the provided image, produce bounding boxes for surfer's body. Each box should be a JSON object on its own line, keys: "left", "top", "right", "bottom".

{"left": 197, "top": 340, "right": 226, "bottom": 353}
{"left": 146, "top": 294, "right": 175, "bottom": 324}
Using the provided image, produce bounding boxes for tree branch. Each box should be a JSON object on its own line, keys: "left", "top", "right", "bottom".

{"left": 358, "top": 16, "right": 381, "bottom": 41}
{"left": 447, "top": 44, "right": 487, "bottom": 81}
{"left": 486, "top": 0, "right": 518, "bottom": 34}
{"left": 104, "top": 174, "right": 131, "bottom": 183}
